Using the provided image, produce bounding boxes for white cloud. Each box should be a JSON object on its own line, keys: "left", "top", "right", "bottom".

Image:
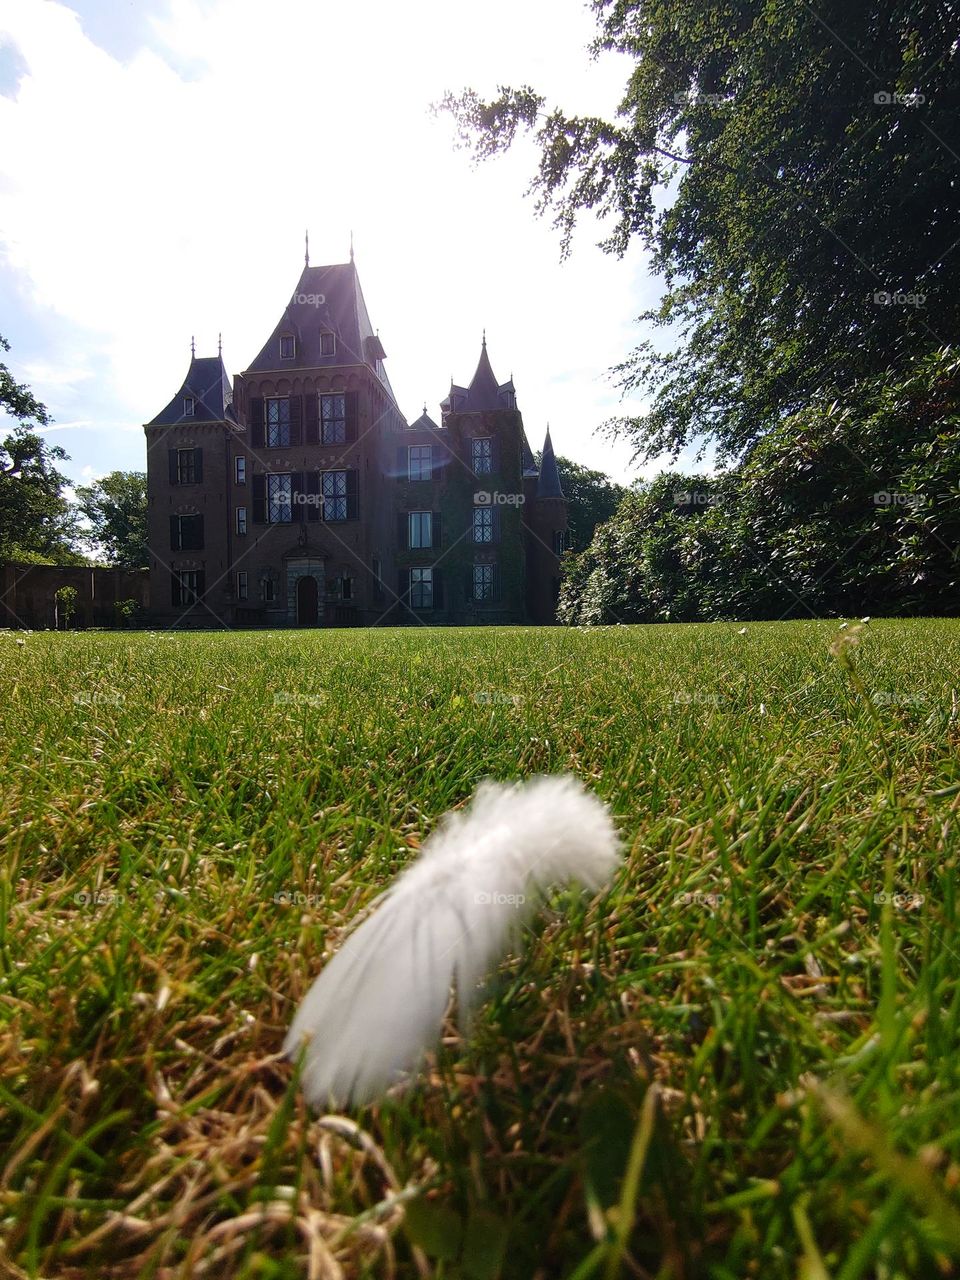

{"left": 0, "top": 0, "right": 681, "bottom": 484}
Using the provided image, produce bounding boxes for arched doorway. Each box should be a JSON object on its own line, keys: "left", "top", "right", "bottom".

{"left": 296, "top": 574, "right": 319, "bottom": 626}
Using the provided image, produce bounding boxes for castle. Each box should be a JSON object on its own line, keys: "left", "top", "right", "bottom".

{"left": 144, "top": 254, "right": 567, "bottom": 628}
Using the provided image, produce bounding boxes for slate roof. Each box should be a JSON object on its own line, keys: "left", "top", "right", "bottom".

{"left": 244, "top": 260, "right": 398, "bottom": 403}
{"left": 464, "top": 340, "right": 500, "bottom": 409}
{"left": 407, "top": 409, "right": 441, "bottom": 432}
{"left": 536, "top": 426, "right": 564, "bottom": 499}
{"left": 147, "top": 354, "right": 236, "bottom": 426}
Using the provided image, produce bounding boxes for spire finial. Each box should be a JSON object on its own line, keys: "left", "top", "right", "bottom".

{"left": 190, "top": 334, "right": 195, "bottom": 358}
{"left": 482, "top": 327, "right": 486, "bottom": 347}
{"left": 423, "top": 401, "right": 427, "bottom": 415}
{"left": 349, "top": 229, "right": 354, "bottom": 262}
{"left": 218, "top": 332, "right": 222, "bottom": 357}
{"left": 305, "top": 229, "right": 310, "bottom": 267}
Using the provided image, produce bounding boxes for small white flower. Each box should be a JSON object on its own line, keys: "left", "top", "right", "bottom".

{"left": 861, "top": 616, "right": 871, "bottom": 624}
{"left": 838, "top": 622, "right": 848, "bottom": 630}
{"left": 737, "top": 627, "right": 747, "bottom": 635}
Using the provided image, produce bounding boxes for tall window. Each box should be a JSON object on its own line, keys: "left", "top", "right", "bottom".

{"left": 473, "top": 563, "right": 495, "bottom": 601}
{"left": 177, "top": 448, "right": 198, "bottom": 483}
{"left": 266, "top": 397, "right": 291, "bottom": 447}
{"left": 280, "top": 335, "right": 295, "bottom": 359}
{"left": 173, "top": 569, "right": 202, "bottom": 605}
{"left": 409, "top": 511, "right": 432, "bottom": 549}
{"left": 321, "top": 470, "right": 348, "bottom": 521}
{"left": 471, "top": 437, "right": 493, "bottom": 474}
{"left": 171, "top": 513, "right": 203, "bottom": 550}
{"left": 320, "top": 331, "right": 336, "bottom": 356}
{"left": 408, "top": 445, "right": 433, "bottom": 481}
{"left": 236, "top": 506, "right": 247, "bottom": 535}
{"left": 263, "top": 576, "right": 276, "bottom": 603}
{"left": 320, "top": 393, "right": 346, "bottom": 444}
{"left": 553, "top": 530, "right": 568, "bottom": 555}
{"left": 235, "top": 456, "right": 246, "bottom": 484}
{"left": 183, "top": 396, "right": 195, "bottom": 417}
{"left": 267, "top": 473, "right": 293, "bottom": 523}
{"left": 410, "top": 567, "right": 433, "bottom": 608}
{"left": 236, "top": 570, "right": 248, "bottom": 600}
{"left": 473, "top": 507, "right": 493, "bottom": 543}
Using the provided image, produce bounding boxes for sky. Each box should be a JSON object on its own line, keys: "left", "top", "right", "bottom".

{"left": 0, "top": 0, "right": 690, "bottom": 491}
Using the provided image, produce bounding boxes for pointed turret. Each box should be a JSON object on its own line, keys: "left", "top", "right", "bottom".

{"left": 148, "top": 351, "right": 236, "bottom": 426}
{"left": 464, "top": 335, "right": 501, "bottom": 410}
{"left": 441, "top": 338, "right": 521, "bottom": 417}
{"left": 536, "top": 426, "right": 564, "bottom": 499}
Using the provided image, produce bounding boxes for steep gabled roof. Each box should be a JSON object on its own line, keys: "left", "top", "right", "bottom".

{"left": 244, "top": 259, "right": 397, "bottom": 402}
{"left": 536, "top": 426, "right": 564, "bottom": 499}
{"left": 148, "top": 354, "right": 236, "bottom": 426}
{"left": 407, "top": 409, "right": 441, "bottom": 431}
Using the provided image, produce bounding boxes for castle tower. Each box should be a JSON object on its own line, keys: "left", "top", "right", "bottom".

{"left": 228, "top": 255, "right": 405, "bottom": 626}
{"left": 143, "top": 348, "right": 237, "bottom": 627}
{"left": 433, "top": 338, "right": 529, "bottom": 622}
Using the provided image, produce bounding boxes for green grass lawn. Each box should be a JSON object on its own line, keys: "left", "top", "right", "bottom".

{"left": 2, "top": 619, "right": 960, "bottom": 1279}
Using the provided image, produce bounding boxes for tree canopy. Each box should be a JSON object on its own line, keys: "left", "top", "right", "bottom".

{"left": 76, "top": 470, "right": 148, "bottom": 569}
{"left": 559, "top": 346, "right": 960, "bottom": 623}
{"left": 441, "top": 0, "right": 960, "bottom": 461}
{"left": 551, "top": 454, "right": 627, "bottom": 549}
{"left": 0, "top": 335, "right": 82, "bottom": 564}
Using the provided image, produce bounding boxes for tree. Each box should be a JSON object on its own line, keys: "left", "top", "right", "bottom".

{"left": 114, "top": 598, "right": 145, "bottom": 629}
{"left": 550, "top": 455, "right": 626, "bottom": 548}
{"left": 54, "top": 585, "right": 78, "bottom": 630}
{"left": 557, "top": 472, "right": 731, "bottom": 624}
{"left": 0, "top": 335, "right": 82, "bottom": 563}
{"left": 76, "top": 470, "right": 148, "bottom": 568}
{"left": 558, "top": 347, "right": 960, "bottom": 623}
{"left": 440, "top": 2, "right": 960, "bottom": 461}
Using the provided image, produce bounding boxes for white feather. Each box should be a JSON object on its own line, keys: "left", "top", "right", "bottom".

{"left": 284, "top": 774, "right": 621, "bottom": 1108}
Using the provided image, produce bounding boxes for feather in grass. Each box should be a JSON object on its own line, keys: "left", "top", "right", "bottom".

{"left": 284, "top": 774, "right": 621, "bottom": 1108}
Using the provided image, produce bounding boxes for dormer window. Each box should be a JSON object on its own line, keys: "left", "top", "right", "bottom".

{"left": 320, "top": 331, "right": 336, "bottom": 357}
{"left": 183, "top": 396, "right": 195, "bottom": 417}
{"left": 280, "top": 335, "right": 295, "bottom": 360}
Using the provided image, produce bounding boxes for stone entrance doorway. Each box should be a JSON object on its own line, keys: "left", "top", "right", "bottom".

{"left": 296, "top": 574, "right": 319, "bottom": 626}
{"left": 286, "top": 558, "right": 326, "bottom": 626}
